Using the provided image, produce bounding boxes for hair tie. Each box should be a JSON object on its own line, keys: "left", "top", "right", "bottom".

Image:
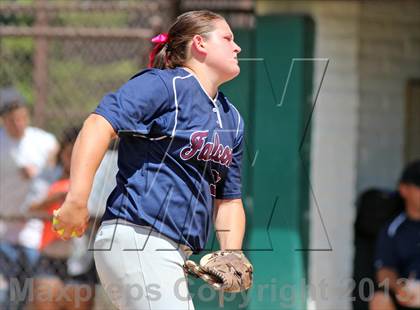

{"left": 151, "top": 33, "right": 169, "bottom": 44}
{"left": 148, "top": 33, "right": 169, "bottom": 68}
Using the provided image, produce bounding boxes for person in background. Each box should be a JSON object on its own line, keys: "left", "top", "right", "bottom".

{"left": 370, "top": 160, "right": 420, "bottom": 310}
{"left": 0, "top": 87, "right": 58, "bottom": 309}
{"left": 27, "top": 127, "right": 96, "bottom": 310}
{"left": 27, "top": 128, "right": 118, "bottom": 310}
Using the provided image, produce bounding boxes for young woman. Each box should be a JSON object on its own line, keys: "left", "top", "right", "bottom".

{"left": 53, "top": 10, "right": 247, "bottom": 309}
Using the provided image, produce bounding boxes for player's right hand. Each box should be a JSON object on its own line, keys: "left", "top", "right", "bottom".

{"left": 52, "top": 198, "right": 89, "bottom": 240}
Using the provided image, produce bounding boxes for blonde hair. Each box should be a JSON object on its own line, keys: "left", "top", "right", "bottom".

{"left": 150, "top": 10, "right": 225, "bottom": 69}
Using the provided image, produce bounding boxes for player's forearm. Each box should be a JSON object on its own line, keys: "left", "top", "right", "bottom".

{"left": 66, "top": 114, "right": 116, "bottom": 207}
{"left": 214, "top": 198, "right": 245, "bottom": 251}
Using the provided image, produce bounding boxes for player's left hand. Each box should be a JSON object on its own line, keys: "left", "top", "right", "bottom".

{"left": 52, "top": 198, "right": 89, "bottom": 240}
{"left": 184, "top": 250, "right": 253, "bottom": 293}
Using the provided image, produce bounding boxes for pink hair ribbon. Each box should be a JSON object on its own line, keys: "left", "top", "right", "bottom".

{"left": 148, "top": 33, "right": 169, "bottom": 68}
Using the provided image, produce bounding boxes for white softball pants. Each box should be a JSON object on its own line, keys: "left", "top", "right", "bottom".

{"left": 93, "top": 220, "right": 195, "bottom": 310}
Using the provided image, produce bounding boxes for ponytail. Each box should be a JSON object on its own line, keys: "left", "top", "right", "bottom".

{"left": 148, "top": 33, "right": 169, "bottom": 69}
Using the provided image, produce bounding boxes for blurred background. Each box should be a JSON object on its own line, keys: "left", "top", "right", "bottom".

{"left": 1, "top": 0, "right": 419, "bottom": 309}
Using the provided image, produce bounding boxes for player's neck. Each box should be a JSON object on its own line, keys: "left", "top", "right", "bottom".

{"left": 405, "top": 204, "right": 420, "bottom": 221}
{"left": 182, "top": 64, "right": 219, "bottom": 100}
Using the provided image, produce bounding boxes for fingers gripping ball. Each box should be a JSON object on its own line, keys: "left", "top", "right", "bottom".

{"left": 52, "top": 211, "right": 77, "bottom": 238}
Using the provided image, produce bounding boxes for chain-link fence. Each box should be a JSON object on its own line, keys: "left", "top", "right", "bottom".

{"left": 0, "top": 0, "right": 176, "bottom": 134}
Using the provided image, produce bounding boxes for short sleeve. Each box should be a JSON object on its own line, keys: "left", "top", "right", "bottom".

{"left": 15, "top": 128, "right": 58, "bottom": 171}
{"left": 216, "top": 117, "right": 244, "bottom": 199}
{"left": 93, "top": 70, "right": 169, "bottom": 134}
{"left": 374, "top": 226, "right": 399, "bottom": 271}
{"left": 42, "top": 132, "right": 58, "bottom": 154}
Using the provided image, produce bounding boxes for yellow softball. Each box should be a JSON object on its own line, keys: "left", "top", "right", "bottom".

{"left": 52, "top": 216, "right": 77, "bottom": 238}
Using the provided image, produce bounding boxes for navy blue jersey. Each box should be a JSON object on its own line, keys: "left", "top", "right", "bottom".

{"left": 374, "top": 213, "right": 420, "bottom": 279}
{"left": 94, "top": 67, "right": 244, "bottom": 252}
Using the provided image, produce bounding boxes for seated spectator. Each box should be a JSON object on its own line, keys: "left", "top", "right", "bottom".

{"left": 370, "top": 160, "right": 420, "bottom": 310}
{"left": 28, "top": 127, "right": 97, "bottom": 310}
{"left": 0, "top": 87, "right": 58, "bottom": 309}
{"left": 28, "top": 128, "right": 118, "bottom": 310}
{"left": 352, "top": 188, "right": 403, "bottom": 310}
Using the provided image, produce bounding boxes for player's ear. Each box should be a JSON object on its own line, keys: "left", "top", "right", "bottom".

{"left": 191, "top": 34, "right": 207, "bottom": 55}
{"left": 399, "top": 183, "right": 409, "bottom": 199}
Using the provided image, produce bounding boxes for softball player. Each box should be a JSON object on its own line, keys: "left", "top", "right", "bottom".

{"left": 53, "top": 10, "right": 246, "bottom": 309}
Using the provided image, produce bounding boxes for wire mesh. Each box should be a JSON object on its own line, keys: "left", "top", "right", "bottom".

{"left": 0, "top": 0, "right": 174, "bottom": 133}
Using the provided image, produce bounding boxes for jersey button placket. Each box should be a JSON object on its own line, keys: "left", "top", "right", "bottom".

{"left": 212, "top": 106, "right": 223, "bottom": 129}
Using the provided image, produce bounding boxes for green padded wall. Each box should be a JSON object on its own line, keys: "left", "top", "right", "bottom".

{"left": 247, "top": 15, "right": 314, "bottom": 310}
{"left": 190, "top": 15, "right": 314, "bottom": 309}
